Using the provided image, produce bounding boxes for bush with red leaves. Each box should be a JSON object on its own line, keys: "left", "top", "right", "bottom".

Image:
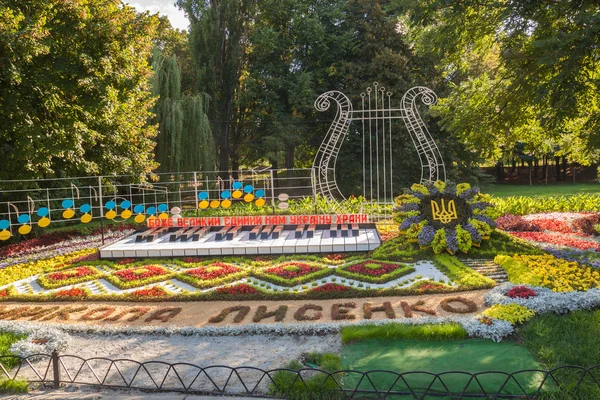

{"left": 186, "top": 263, "right": 241, "bottom": 280}
{"left": 572, "top": 214, "right": 600, "bottom": 236}
{"left": 114, "top": 265, "right": 167, "bottom": 282}
{"left": 506, "top": 286, "right": 537, "bottom": 299}
{"left": 496, "top": 214, "right": 540, "bottom": 232}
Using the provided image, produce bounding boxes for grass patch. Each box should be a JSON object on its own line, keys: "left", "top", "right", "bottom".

{"left": 485, "top": 183, "right": 600, "bottom": 198}
{"left": 0, "top": 331, "right": 28, "bottom": 394}
{"left": 462, "top": 230, "right": 542, "bottom": 259}
{"left": 341, "top": 323, "right": 467, "bottom": 344}
{"left": 342, "top": 338, "right": 544, "bottom": 396}
{"left": 269, "top": 353, "right": 343, "bottom": 400}
{"left": 519, "top": 310, "right": 600, "bottom": 398}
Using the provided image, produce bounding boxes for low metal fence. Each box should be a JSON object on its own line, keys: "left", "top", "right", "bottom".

{"left": 1, "top": 351, "right": 599, "bottom": 398}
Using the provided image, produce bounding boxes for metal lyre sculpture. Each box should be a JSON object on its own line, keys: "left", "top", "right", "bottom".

{"left": 313, "top": 83, "right": 446, "bottom": 209}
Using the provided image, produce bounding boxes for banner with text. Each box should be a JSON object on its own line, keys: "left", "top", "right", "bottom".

{"left": 147, "top": 214, "right": 369, "bottom": 228}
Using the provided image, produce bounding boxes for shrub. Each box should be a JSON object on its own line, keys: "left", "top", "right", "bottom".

{"left": 496, "top": 214, "right": 540, "bottom": 232}
{"left": 506, "top": 286, "right": 537, "bottom": 299}
{"left": 572, "top": 214, "right": 600, "bottom": 236}
{"left": 481, "top": 304, "right": 536, "bottom": 325}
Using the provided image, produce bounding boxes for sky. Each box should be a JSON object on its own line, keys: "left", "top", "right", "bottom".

{"left": 127, "top": 0, "right": 189, "bottom": 31}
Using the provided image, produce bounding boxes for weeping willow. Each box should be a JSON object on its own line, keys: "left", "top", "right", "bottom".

{"left": 151, "top": 47, "right": 215, "bottom": 173}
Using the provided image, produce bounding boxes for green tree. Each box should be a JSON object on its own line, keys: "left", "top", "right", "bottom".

{"left": 0, "top": 0, "right": 159, "bottom": 181}
{"left": 151, "top": 47, "right": 215, "bottom": 173}
{"left": 402, "top": 0, "right": 600, "bottom": 169}
{"left": 176, "top": 0, "right": 255, "bottom": 173}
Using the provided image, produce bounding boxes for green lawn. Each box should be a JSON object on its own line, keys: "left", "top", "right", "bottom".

{"left": 518, "top": 310, "right": 600, "bottom": 399}
{"left": 342, "top": 339, "right": 545, "bottom": 398}
{"left": 0, "top": 331, "right": 28, "bottom": 394}
{"left": 484, "top": 183, "right": 600, "bottom": 198}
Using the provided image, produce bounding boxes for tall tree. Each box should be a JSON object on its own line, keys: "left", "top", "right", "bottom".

{"left": 401, "top": 0, "right": 600, "bottom": 169}
{"left": 151, "top": 47, "right": 215, "bottom": 173}
{"left": 0, "top": 0, "right": 159, "bottom": 181}
{"left": 176, "top": 0, "right": 255, "bottom": 173}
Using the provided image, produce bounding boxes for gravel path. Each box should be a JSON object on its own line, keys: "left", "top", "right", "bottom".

{"left": 22, "top": 333, "right": 342, "bottom": 395}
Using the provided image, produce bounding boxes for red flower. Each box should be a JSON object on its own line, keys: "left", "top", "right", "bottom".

{"left": 346, "top": 261, "right": 400, "bottom": 276}
{"left": 186, "top": 262, "right": 240, "bottom": 280}
{"left": 0, "top": 290, "right": 8, "bottom": 297}
{"left": 116, "top": 258, "right": 136, "bottom": 265}
{"left": 54, "top": 288, "right": 86, "bottom": 298}
{"left": 47, "top": 266, "right": 95, "bottom": 282}
{"left": 265, "top": 262, "right": 321, "bottom": 279}
{"left": 311, "top": 283, "right": 350, "bottom": 292}
{"left": 506, "top": 286, "right": 537, "bottom": 299}
{"left": 130, "top": 286, "right": 167, "bottom": 297}
{"left": 325, "top": 254, "right": 346, "bottom": 261}
{"left": 530, "top": 219, "right": 575, "bottom": 234}
{"left": 511, "top": 232, "right": 600, "bottom": 251}
{"left": 217, "top": 284, "right": 258, "bottom": 294}
{"left": 114, "top": 265, "right": 167, "bottom": 282}
{"left": 182, "top": 257, "right": 204, "bottom": 263}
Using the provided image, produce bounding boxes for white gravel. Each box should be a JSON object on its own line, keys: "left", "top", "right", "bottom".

{"left": 21, "top": 332, "right": 342, "bottom": 395}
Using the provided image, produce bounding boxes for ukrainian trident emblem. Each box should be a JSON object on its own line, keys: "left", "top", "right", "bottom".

{"left": 431, "top": 199, "right": 458, "bottom": 224}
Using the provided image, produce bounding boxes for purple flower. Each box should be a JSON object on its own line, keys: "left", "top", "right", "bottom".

{"left": 473, "top": 214, "right": 497, "bottom": 228}
{"left": 459, "top": 187, "right": 478, "bottom": 200}
{"left": 400, "top": 215, "right": 423, "bottom": 230}
{"left": 418, "top": 224, "right": 436, "bottom": 246}
{"left": 472, "top": 202, "right": 491, "bottom": 211}
{"left": 400, "top": 202, "right": 420, "bottom": 212}
{"left": 446, "top": 228, "right": 459, "bottom": 253}
{"left": 444, "top": 182, "right": 457, "bottom": 196}
{"left": 464, "top": 223, "right": 482, "bottom": 243}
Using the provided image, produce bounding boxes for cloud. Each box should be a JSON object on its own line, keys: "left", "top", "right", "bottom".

{"left": 127, "top": 0, "right": 189, "bottom": 31}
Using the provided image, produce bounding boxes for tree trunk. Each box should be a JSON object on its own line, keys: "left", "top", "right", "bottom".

{"left": 562, "top": 157, "right": 567, "bottom": 181}
{"left": 555, "top": 156, "right": 561, "bottom": 181}
{"left": 285, "top": 145, "right": 295, "bottom": 178}
{"left": 496, "top": 161, "right": 504, "bottom": 181}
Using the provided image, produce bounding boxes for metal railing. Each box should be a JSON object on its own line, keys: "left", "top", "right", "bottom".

{"left": 1, "top": 351, "right": 598, "bottom": 398}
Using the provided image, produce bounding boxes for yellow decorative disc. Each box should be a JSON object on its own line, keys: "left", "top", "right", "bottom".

{"left": 80, "top": 214, "right": 92, "bottom": 224}
{"left": 255, "top": 198, "right": 266, "bottom": 207}
{"left": 232, "top": 190, "right": 243, "bottom": 199}
{"left": 105, "top": 210, "right": 117, "bottom": 220}
{"left": 210, "top": 200, "right": 220, "bottom": 209}
{"left": 0, "top": 230, "right": 10, "bottom": 241}
{"left": 199, "top": 200, "right": 209, "bottom": 209}
{"left": 18, "top": 225, "right": 31, "bottom": 235}
{"left": 244, "top": 193, "right": 254, "bottom": 202}
{"left": 62, "top": 209, "right": 75, "bottom": 219}
{"left": 121, "top": 210, "right": 133, "bottom": 219}
{"left": 158, "top": 212, "right": 169, "bottom": 219}
{"left": 221, "top": 199, "right": 232, "bottom": 208}
{"left": 37, "top": 217, "right": 51, "bottom": 228}
{"left": 134, "top": 214, "right": 146, "bottom": 223}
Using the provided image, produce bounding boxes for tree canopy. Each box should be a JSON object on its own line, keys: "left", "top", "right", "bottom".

{"left": 0, "top": 0, "right": 159, "bottom": 180}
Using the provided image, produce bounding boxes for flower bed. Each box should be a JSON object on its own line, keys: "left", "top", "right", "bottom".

{"left": 433, "top": 254, "right": 495, "bottom": 288}
{"left": 254, "top": 261, "right": 332, "bottom": 286}
{"left": 311, "top": 283, "right": 350, "bottom": 293}
{"left": 494, "top": 254, "right": 600, "bottom": 292}
{"left": 510, "top": 231, "right": 600, "bottom": 251}
{"left": 337, "top": 260, "right": 414, "bottom": 283}
{"left": 105, "top": 265, "right": 173, "bottom": 289}
{"left": 38, "top": 265, "right": 103, "bottom": 289}
{"left": 52, "top": 287, "right": 88, "bottom": 299}
{"left": 217, "top": 283, "right": 258, "bottom": 295}
{"left": 176, "top": 262, "right": 247, "bottom": 289}
{"left": 130, "top": 286, "right": 169, "bottom": 298}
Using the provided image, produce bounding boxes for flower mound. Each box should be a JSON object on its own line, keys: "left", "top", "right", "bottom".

{"left": 311, "top": 283, "right": 350, "bottom": 292}
{"left": 217, "top": 283, "right": 258, "bottom": 295}
{"left": 265, "top": 262, "right": 321, "bottom": 279}
{"left": 511, "top": 231, "right": 600, "bottom": 252}
{"left": 346, "top": 261, "right": 400, "bottom": 276}
{"left": 115, "top": 265, "right": 167, "bottom": 282}
{"left": 186, "top": 263, "right": 241, "bottom": 280}
{"left": 495, "top": 254, "right": 600, "bottom": 292}
{"left": 394, "top": 181, "right": 495, "bottom": 254}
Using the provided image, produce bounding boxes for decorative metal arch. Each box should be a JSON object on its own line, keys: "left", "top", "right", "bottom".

{"left": 313, "top": 83, "right": 445, "bottom": 206}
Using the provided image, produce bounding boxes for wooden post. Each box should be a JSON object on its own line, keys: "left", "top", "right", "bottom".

{"left": 51, "top": 350, "right": 60, "bottom": 389}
